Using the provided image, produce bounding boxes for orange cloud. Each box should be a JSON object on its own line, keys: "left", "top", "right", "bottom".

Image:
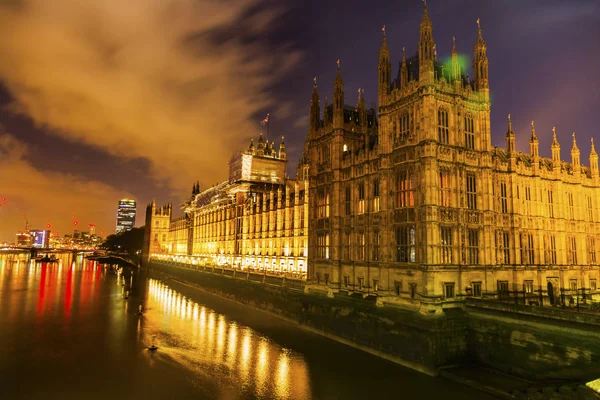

{"left": 0, "top": 134, "right": 130, "bottom": 242}
{"left": 0, "top": 0, "right": 301, "bottom": 194}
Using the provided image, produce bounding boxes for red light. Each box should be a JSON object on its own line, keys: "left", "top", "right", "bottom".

{"left": 73, "top": 221, "right": 78, "bottom": 226}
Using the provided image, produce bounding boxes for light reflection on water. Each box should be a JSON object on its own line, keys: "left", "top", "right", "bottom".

{"left": 146, "top": 279, "right": 311, "bottom": 399}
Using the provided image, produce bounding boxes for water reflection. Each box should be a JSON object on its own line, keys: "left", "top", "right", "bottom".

{"left": 146, "top": 279, "right": 312, "bottom": 399}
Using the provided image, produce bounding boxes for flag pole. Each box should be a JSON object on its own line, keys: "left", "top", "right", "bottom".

{"left": 267, "top": 113, "right": 270, "bottom": 142}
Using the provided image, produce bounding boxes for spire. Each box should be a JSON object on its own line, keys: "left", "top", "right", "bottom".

{"left": 529, "top": 120, "right": 539, "bottom": 157}
{"left": 418, "top": 0, "right": 435, "bottom": 84}
{"left": 357, "top": 88, "right": 367, "bottom": 129}
{"left": 551, "top": 126, "right": 561, "bottom": 169}
{"left": 309, "top": 76, "right": 320, "bottom": 138}
{"left": 333, "top": 59, "right": 344, "bottom": 129}
{"left": 451, "top": 36, "right": 461, "bottom": 82}
{"left": 378, "top": 25, "right": 391, "bottom": 108}
{"left": 590, "top": 138, "right": 599, "bottom": 177}
{"left": 279, "top": 136, "right": 286, "bottom": 160}
{"left": 323, "top": 96, "right": 330, "bottom": 125}
{"left": 506, "top": 114, "right": 515, "bottom": 153}
{"left": 257, "top": 132, "right": 265, "bottom": 155}
{"left": 400, "top": 46, "right": 408, "bottom": 88}
{"left": 473, "top": 18, "right": 489, "bottom": 96}
{"left": 571, "top": 132, "right": 581, "bottom": 174}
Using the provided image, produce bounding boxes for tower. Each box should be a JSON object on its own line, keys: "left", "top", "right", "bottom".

{"left": 418, "top": 0, "right": 435, "bottom": 85}
{"left": 473, "top": 18, "right": 489, "bottom": 100}
{"left": 378, "top": 25, "right": 391, "bottom": 107}
{"left": 279, "top": 136, "right": 286, "bottom": 160}
{"left": 451, "top": 36, "right": 461, "bottom": 84}
{"left": 116, "top": 199, "right": 136, "bottom": 234}
{"left": 333, "top": 60, "right": 344, "bottom": 130}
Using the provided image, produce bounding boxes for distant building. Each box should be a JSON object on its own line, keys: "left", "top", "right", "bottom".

{"left": 31, "top": 230, "right": 50, "bottom": 248}
{"left": 116, "top": 199, "right": 136, "bottom": 233}
{"left": 15, "top": 230, "right": 32, "bottom": 247}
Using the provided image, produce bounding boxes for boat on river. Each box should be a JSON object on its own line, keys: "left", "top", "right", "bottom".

{"left": 34, "top": 255, "right": 58, "bottom": 263}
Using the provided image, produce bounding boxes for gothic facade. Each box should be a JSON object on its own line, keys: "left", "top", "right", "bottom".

{"left": 306, "top": 3, "right": 600, "bottom": 306}
{"left": 144, "top": 134, "right": 310, "bottom": 277}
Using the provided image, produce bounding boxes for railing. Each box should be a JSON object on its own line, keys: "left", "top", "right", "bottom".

{"left": 150, "top": 257, "right": 306, "bottom": 291}
{"left": 468, "top": 282, "right": 599, "bottom": 313}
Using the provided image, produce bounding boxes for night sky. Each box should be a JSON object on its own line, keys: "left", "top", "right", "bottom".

{"left": 0, "top": 0, "right": 598, "bottom": 241}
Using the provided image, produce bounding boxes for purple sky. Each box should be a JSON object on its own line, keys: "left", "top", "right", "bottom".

{"left": 0, "top": 0, "right": 598, "bottom": 240}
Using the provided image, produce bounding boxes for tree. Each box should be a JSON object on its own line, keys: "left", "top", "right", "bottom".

{"left": 102, "top": 226, "right": 145, "bottom": 255}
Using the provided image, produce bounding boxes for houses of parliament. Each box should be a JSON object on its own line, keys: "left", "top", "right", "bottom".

{"left": 145, "top": 2, "right": 599, "bottom": 308}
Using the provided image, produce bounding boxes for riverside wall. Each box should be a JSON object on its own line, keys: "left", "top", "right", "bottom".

{"left": 146, "top": 260, "right": 600, "bottom": 387}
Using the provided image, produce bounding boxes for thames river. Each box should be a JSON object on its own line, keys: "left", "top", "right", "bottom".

{"left": 0, "top": 253, "right": 494, "bottom": 399}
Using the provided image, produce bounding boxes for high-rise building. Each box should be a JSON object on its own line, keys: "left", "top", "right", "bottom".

{"left": 116, "top": 199, "right": 136, "bottom": 234}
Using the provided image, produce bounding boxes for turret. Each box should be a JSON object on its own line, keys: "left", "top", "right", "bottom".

{"left": 418, "top": 0, "right": 435, "bottom": 85}
{"left": 378, "top": 25, "right": 391, "bottom": 108}
{"left": 590, "top": 138, "right": 599, "bottom": 178}
{"left": 473, "top": 18, "right": 489, "bottom": 100}
{"left": 400, "top": 47, "right": 408, "bottom": 88}
{"left": 506, "top": 114, "right": 515, "bottom": 153}
{"left": 529, "top": 120, "right": 539, "bottom": 158}
{"left": 257, "top": 132, "right": 265, "bottom": 156}
{"left": 279, "top": 136, "right": 286, "bottom": 160}
{"left": 571, "top": 132, "right": 581, "bottom": 175}
{"left": 248, "top": 138, "right": 254, "bottom": 154}
{"left": 551, "top": 127, "right": 561, "bottom": 172}
{"left": 333, "top": 59, "right": 344, "bottom": 130}
{"left": 309, "top": 77, "right": 320, "bottom": 139}
{"left": 323, "top": 96, "right": 330, "bottom": 126}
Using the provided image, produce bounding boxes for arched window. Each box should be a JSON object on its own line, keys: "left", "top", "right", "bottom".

{"left": 464, "top": 114, "right": 475, "bottom": 150}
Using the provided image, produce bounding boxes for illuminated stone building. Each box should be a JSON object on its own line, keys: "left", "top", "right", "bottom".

{"left": 146, "top": 134, "right": 309, "bottom": 276}
{"left": 143, "top": 202, "right": 172, "bottom": 260}
{"left": 306, "top": 3, "right": 599, "bottom": 308}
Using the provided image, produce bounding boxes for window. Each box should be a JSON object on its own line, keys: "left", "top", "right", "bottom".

{"left": 547, "top": 190, "right": 554, "bottom": 218}
{"left": 500, "top": 182, "right": 508, "bottom": 213}
{"left": 498, "top": 280, "right": 509, "bottom": 297}
{"left": 345, "top": 186, "right": 351, "bottom": 215}
{"left": 521, "top": 233, "right": 534, "bottom": 265}
{"left": 396, "top": 170, "right": 414, "bottom": 207}
{"left": 524, "top": 280, "right": 534, "bottom": 294}
{"left": 344, "top": 275, "right": 349, "bottom": 287}
{"left": 440, "top": 227, "right": 452, "bottom": 264}
{"left": 373, "top": 279, "right": 379, "bottom": 292}
{"left": 357, "top": 233, "right": 365, "bottom": 261}
{"left": 466, "top": 173, "right": 477, "bottom": 210}
{"left": 357, "top": 277, "right": 364, "bottom": 291}
{"left": 500, "top": 231, "right": 510, "bottom": 264}
{"left": 439, "top": 170, "right": 451, "bottom": 207}
{"left": 588, "top": 196, "right": 594, "bottom": 222}
{"left": 444, "top": 282, "right": 455, "bottom": 299}
{"left": 326, "top": 192, "right": 330, "bottom": 217}
{"left": 373, "top": 179, "right": 380, "bottom": 212}
{"left": 317, "top": 190, "right": 327, "bottom": 219}
{"left": 472, "top": 282, "right": 482, "bottom": 297}
{"left": 568, "top": 193, "right": 574, "bottom": 220}
{"left": 591, "top": 279, "right": 597, "bottom": 292}
{"left": 438, "top": 108, "right": 449, "bottom": 144}
{"left": 468, "top": 229, "right": 479, "bottom": 264}
{"left": 396, "top": 225, "right": 416, "bottom": 263}
{"left": 358, "top": 183, "right": 365, "bottom": 214}
{"left": 464, "top": 114, "right": 475, "bottom": 150}
{"left": 373, "top": 231, "right": 380, "bottom": 261}
{"left": 547, "top": 235, "right": 557, "bottom": 265}
{"left": 570, "top": 279, "right": 578, "bottom": 292}
{"left": 588, "top": 236, "right": 597, "bottom": 264}
{"left": 568, "top": 236, "right": 578, "bottom": 264}
{"left": 343, "top": 144, "right": 348, "bottom": 152}
{"left": 398, "top": 112, "right": 410, "bottom": 143}
{"left": 410, "top": 283, "right": 417, "bottom": 299}
{"left": 525, "top": 187, "right": 532, "bottom": 215}
{"left": 343, "top": 232, "right": 351, "bottom": 260}
{"left": 317, "top": 232, "right": 329, "bottom": 259}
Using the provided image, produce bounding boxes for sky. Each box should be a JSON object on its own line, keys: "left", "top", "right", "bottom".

{"left": 0, "top": 0, "right": 598, "bottom": 242}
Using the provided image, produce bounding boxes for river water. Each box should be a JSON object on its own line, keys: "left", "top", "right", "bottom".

{"left": 0, "top": 253, "right": 494, "bottom": 399}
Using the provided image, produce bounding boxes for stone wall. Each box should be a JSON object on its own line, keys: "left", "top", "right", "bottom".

{"left": 147, "top": 260, "right": 468, "bottom": 375}
{"left": 147, "top": 260, "right": 600, "bottom": 385}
